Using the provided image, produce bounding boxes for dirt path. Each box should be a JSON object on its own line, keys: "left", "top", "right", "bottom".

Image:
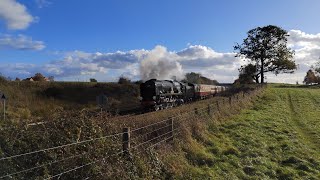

{"left": 287, "top": 90, "right": 320, "bottom": 150}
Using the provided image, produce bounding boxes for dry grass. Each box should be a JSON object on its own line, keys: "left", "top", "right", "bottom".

{"left": 0, "top": 81, "right": 140, "bottom": 125}
{"left": 0, "top": 79, "right": 263, "bottom": 179}
{"left": 162, "top": 84, "right": 320, "bottom": 179}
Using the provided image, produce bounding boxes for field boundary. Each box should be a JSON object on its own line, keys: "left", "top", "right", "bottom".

{"left": 0, "top": 85, "right": 266, "bottom": 179}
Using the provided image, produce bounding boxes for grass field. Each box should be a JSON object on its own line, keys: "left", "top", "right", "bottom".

{"left": 0, "top": 82, "right": 259, "bottom": 179}
{"left": 1, "top": 83, "right": 319, "bottom": 179}
{"left": 176, "top": 85, "right": 320, "bottom": 179}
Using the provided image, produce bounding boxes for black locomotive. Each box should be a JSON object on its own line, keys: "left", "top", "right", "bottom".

{"left": 140, "top": 79, "right": 227, "bottom": 111}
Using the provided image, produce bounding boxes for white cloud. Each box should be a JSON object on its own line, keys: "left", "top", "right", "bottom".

{"left": 35, "top": 0, "right": 51, "bottom": 8}
{"left": 2, "top": 29, "right": 320, "bottom": 83}
{"left": 177, "top": 45, "right": 241, "bottom": 68}
{"left": 0, "top": 34, "right": 45, "bottom": 50}
{"left": 288, "top": 30, "right": 320, "bottom": 49}
{"left": 0, "top": 0, "right": 35, "bottom": 30}
{"left": 2, "top": 45, "right": 238, "bottom": 82}
{"left": 45, "top": 52, "right": 107, "bottom": 77}
{"left": 0, "top": 63, "right": 36, "bottom": 77}
{"left": 266, "top": 30, "right": 320, "bottom": 84}
{"left": 93, "top": 50, "right": 147, "bottom": 69}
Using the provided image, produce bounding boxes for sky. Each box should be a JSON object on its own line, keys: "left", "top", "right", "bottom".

{"left": 0, "top": 0, "right": 320, "bottom": 83}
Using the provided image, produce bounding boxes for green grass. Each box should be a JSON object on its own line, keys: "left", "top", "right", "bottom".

{"left": 0, "top": 82, "right": 260, "bottom": 179}
{"left": 2, "top": 82, "right": 319, "bottom": 179}
{"left": 173, "top": 85, "right": 320, "bottom": 179}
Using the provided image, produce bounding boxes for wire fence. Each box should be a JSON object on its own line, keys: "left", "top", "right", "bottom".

{"left": 0, "top": 85, "right": 266, "bottom": 179}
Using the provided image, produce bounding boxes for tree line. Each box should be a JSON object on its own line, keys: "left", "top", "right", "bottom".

{"left": 0, "top": 73, "right": 54, "bottom": 82}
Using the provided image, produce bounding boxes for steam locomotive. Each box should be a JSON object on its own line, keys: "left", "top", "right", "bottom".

{"left": 140, "top": 79, "right": 227, "bottom": 111}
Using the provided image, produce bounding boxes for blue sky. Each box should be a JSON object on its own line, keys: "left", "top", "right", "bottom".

{"left": 0, "top": 0, "right": 320, "bottom": 83}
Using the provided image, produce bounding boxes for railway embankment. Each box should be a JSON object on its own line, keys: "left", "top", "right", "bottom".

{"left": 0, "top": 83, "right": 265, "bottom": 179}
{"left": 4, "top": 84, "right": 319, "bottom": 179}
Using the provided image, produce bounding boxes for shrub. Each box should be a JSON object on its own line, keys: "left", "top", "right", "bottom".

{"left": 118, "top": 76, "right": 131, "bottom": 84}
{"left": 90, "top": 78, "right": 98, "bottom": 82}
{"left": 33, "top": 73, "right": 46, "bottom": 81}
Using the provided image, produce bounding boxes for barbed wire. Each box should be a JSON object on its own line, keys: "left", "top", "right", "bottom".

{"left": 1, "top": 86, "right": 266, "bottom": 179}
{"left": 0, "top": 107, "right": 204, "bottom": 178}
{"left": 83, "top": 128, "right": 180, "bottom": 180}
{"left": 131, "top": 129, "right": 176, "bottom": 150}
{"left": 0, "top": 152, "right": 87, "bottom": 179}
{"left": 130, "top": 124, "right": 172, "bottom": 142}
{"left": 0, "top": 131, "right": 123, "bottom": 161}
{"left": 131, "top": 118, "right": 171, "bottom": 133}
{"left": 44, "top": 150, "right": 125, "bottom": 180}
{"left": 147, "top": 131, "right": 181, "bottom": 150}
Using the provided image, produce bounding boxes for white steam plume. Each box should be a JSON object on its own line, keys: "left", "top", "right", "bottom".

{"left": 139, "top": 45, "right": 184, "bottom": 81}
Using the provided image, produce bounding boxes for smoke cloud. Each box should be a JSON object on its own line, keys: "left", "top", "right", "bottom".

{"left": 139, "top": 45, "right": 184, "bottom": 81}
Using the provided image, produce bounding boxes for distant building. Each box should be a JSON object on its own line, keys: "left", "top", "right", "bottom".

{"left": 23, "top": 77, "right": 34, "bottom": 81}
{"left": 23, "top": 75, "right": 52, "bottom": 82}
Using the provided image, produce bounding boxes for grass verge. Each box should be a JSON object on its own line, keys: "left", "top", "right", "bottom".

{"left": 164, "top": 85, "right": 320, "bottom": 179}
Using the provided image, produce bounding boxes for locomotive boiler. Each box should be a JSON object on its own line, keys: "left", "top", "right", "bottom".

{"left": 140, "top": 79, "right": 227, "bottom": 111}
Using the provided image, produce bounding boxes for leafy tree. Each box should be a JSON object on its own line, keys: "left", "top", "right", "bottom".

{"left": 234, "top": 25, "right": 296, "bottom": 83}
{"left": 238, "top": 63, "right": 259, "bottom": 83}
{"left": 303, "top": 69, "right": 318, "bottom": 85}
{"left": 32, "top": 73, "right": 46, "bottom": 81}
{"left": 184, "top": 72, "right": 201, "bottom": 84}
{"left": 184, "top": 72, "right": 218, "bottom": 85}
{"left": 0, "top": 73, "right": 8, "bottom": 83}
{"left": 315, "top": 60, "right": 320, "bottom": 74}
{"left": 118, "top": 76, "right": 131, "bottom": 84}
{"left": 48, "top": 76, "right": 54, "bottom": 82}
{"left": 199, "top": 76, "right": 219, "bottom": 85}
{"left": 134, "top": 80, "right": 143, "bottom": 85}
{"left": 90, "top": 78, "right": 97, "bottom": 82}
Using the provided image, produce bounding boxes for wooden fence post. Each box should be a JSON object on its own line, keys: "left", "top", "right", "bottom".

{"left": 170, "top": 117, "right": 174, "bottom": 141}
{"left": 216, "top": 101, "right": 220, "bottom": 112}
{"left": 122, "top": 127, "right": 130, "bottom": 156}
{"left": 207, "top": 104, "right": 211, "bottom": 115}
{"left": 229, "top": 96, "right": 232, "bottom": 105}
